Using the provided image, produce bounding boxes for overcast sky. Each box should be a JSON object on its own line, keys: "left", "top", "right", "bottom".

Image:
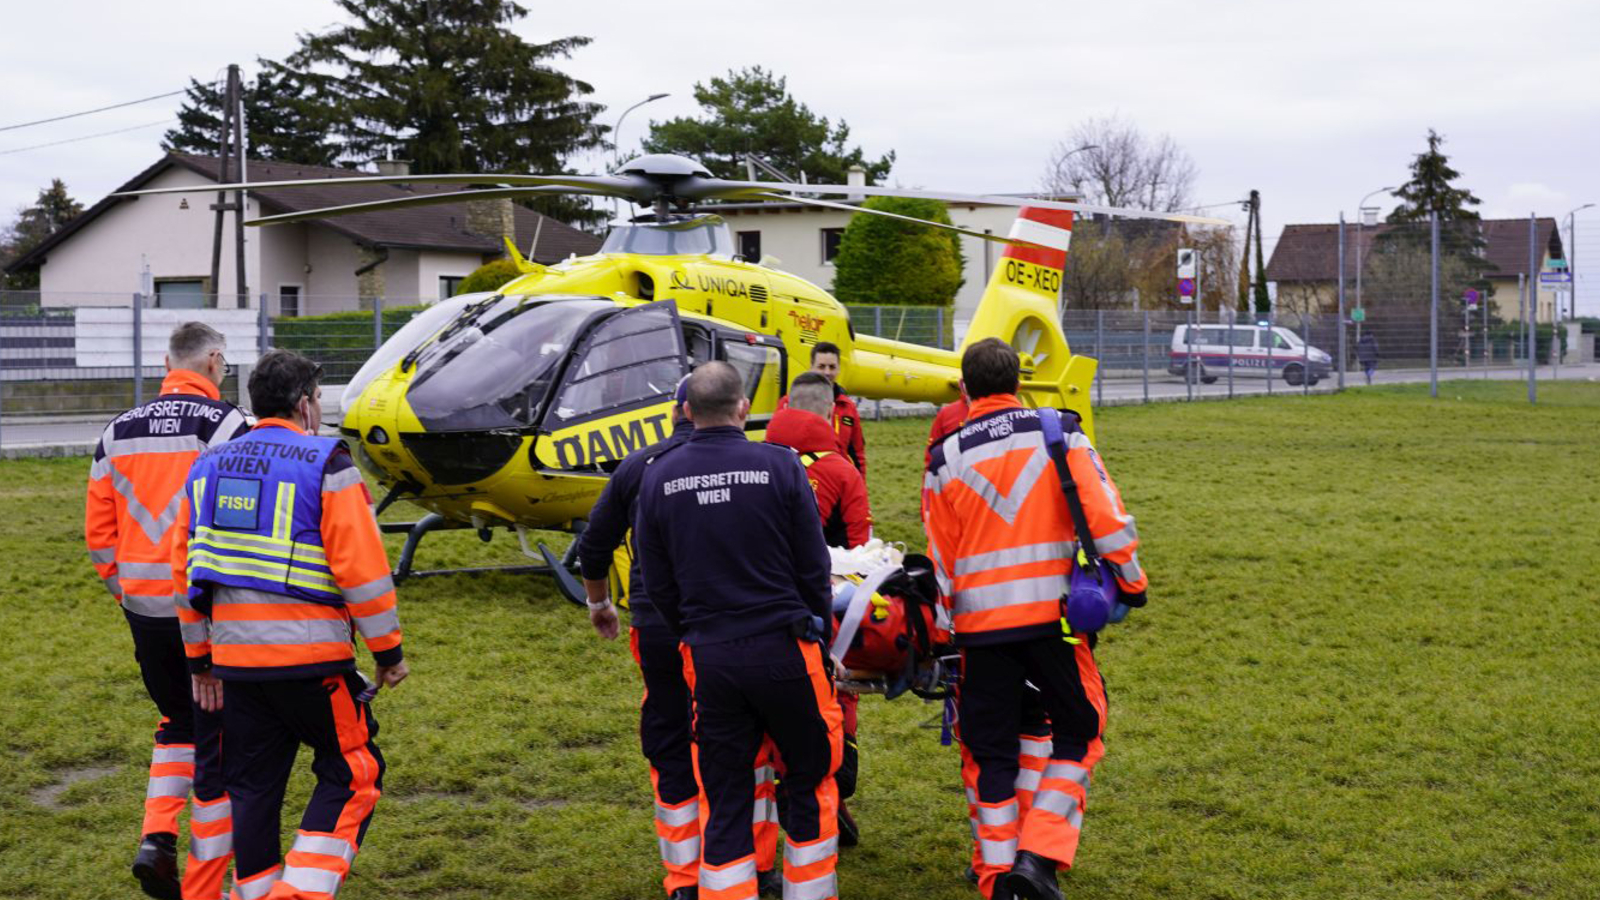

{"left": 3, "top": 0, "right": 1597, "bottom": 310}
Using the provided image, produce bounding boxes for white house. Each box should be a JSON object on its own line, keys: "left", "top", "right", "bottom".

{"left": 7, "top": 152, "right": 601, "bottom": 314}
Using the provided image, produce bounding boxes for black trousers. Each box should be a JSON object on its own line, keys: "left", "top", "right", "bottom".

{"left": 127, "top": 611, "right": 224, "bottom": 805}
{"left": 222, "top": 671, "right": 385, "bottom": 884}
{"left": 634, "top": 626, "right": 699, "bottom": 806}
{"left": 686, "top": 631, "right": 842, "bottom": 867}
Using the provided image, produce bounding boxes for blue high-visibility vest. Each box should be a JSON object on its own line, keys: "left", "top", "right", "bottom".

{"left": 185, "top": 425, "right": 343, "bottom": 607}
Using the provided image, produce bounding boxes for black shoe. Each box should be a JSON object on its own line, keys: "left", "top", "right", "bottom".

{"left": 965, "top": 865, "right": 979, "bottom": 885}
{"left": 990, "top": 878, "right": 1016, "bottom": 900}
{"left": 1002, "top": 850, "right": 1061, "bottom": 900}
{"left": 668, "top": 887, "right": 698, "bottom": 900}
{"left": 838, "top": 800, "right": 860, "bottom": 848}
{"left": 131, "top": 833, "right": 180, "bottom": 900}
{"left": 757, "top": 868, "right": 781, "bottom": 898}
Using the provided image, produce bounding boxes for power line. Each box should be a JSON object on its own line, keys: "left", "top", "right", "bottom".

{"left": 0, "top": 89, "right": 185, "bottom": 133}
{"left": 0, "top": 119, "right": 174, "bottom": 156}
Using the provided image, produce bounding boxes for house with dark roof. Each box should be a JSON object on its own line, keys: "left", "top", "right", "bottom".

{"left": 1265, "top": 218, "right": 1565, "bottom": 322}
{"left": 4, "top": 152, "right": 602, "bottom": 315}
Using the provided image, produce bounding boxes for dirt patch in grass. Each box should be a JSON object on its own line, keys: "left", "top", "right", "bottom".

{"left": 29, "top": 765, "right": 120, "bottom": 809}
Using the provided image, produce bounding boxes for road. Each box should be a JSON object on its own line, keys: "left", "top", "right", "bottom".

{"left": 5, "top": 364, "right": 1598, "bottom": 455}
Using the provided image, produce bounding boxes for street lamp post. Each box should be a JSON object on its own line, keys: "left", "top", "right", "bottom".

{"left": 609, "top": 93, "right": 670, "bottom": 221}
{"left": 1563, "top": 202, "right": 1595, "bottom": 323}
{"left": 1354, "top": 186, "right": 1395, "bottom": 346}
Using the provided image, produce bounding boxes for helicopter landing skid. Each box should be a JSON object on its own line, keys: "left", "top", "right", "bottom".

{"left": 383, "top": 514, "right": 585, "bottom": 605}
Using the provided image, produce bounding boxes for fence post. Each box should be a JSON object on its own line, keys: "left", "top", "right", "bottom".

{"left": 1266, "top": 308, "right": 1274, "bottom": 396}
{"left": 1429, "top": 210, "right": 1439, "bottom": 399}
{"left": 936, "top": 306, "right": 946, "bottom": 350}
{"left": 874, "top": 305, "right": 882, "bottom": 338}
{"left": 1141, "top": 312, "right": 1149, "bottom": 404}
{"left": 1227, "top": 316, "right": 1235, "bottom": 399}
{"left": 374, "top": 294, "right": 385, "bottom": 355}
{"left": 1095, "top": 310, "right": 1104, "bottom": 409}
{"left": 1302, "top": 314, "right": 1311, "bottom": 396}
{"left": 1483, "top": 288, "right": 1490, "bottom": 379}
{"left": 258, "top": 293, "right": 269, "bottom": 356}
{"left": 1337, "top": 212, "right": 1347, "bottom": 390}
{"left": 133, "top": 291, "right": 144, "bottom": 406}
{"left": 1185, "top": 310, "right": 1194, "bottom": 402}
{"left": 1528, "top": 213, "right": 1537, "bottom": 404}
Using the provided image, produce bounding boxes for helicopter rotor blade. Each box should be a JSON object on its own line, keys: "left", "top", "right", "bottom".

{"left": 114, "top": 172, "right": 642, "bottom": 199}
{"left": 751, "top": 192, "right": 1059, "bottom": 250}
{"left": 692, "top": 178, "right": 1231, "bottom": 226}
{"left": 243, "top": 185, "right": 608, "bottom": 227}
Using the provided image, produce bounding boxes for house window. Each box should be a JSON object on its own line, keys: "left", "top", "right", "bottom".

{"left": 737, "top": 230, "right": 762, "bottom": 262}
{"left": 279, "top": 285, "right": 301, "bottom": 317}
{"left": 821, "top": 228, "right": 845, "bottom": 264}
{"left": 155, "top": 280, "right": 207, "bottom": 309}
{"left": 439, "top": 276, "right": 466, "bottom": 301}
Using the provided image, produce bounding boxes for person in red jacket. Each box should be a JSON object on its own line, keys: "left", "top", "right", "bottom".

{"left": 767, "top": 372, "right": 873, "bottom": 550}
{"left": 778, "top": 342, "right": 867, "bottom": 476}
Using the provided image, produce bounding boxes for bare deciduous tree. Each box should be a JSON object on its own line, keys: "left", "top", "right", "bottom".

{"left": 1042, "top": 115, "right": 1197, "bottom": 213}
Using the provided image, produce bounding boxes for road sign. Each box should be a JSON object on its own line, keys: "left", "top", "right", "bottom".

{"left": 1351, "top": 308, "right": 1366, "bottom": 323}
{"left": 1463, "top": 288, "right": 1480, "bottom": 303}
{"left": 1178, "top": 277, "right": 1195, "bottom": 296}
{"left": 1176, "top": 248, "right": 1197, "bottom": 279}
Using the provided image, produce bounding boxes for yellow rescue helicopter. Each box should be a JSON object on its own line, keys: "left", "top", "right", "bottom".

{"left": 117, "top": 154, "right": 1220, "bottom": 592}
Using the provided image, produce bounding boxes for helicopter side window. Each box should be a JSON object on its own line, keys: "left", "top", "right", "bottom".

{"left": 719, "top": 341, "right": 786, "bottom": 417}
{"left": 546, "top": 304, "right": 687, "bottom": 426}
{"left": 683, "top": 323, "right": 714, "bottom": 368}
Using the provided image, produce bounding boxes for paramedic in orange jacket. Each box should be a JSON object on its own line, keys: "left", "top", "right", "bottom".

{"left": 923, "top": 338, "right": 1147, "bottom": 900}
{"left": 85, "top": 321, "right": 251, "bottom": 900}
{"left": 173, "top": 350, "right": 407, "bottom": 900}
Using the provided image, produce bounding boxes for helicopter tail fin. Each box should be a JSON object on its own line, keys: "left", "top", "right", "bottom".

{"left": 960, "top": 206, "right": 1096, "bottom": 423}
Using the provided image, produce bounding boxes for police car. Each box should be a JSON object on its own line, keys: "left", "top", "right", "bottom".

{"left": 1168, "top": 323, "right": 1333, "bottom": 386}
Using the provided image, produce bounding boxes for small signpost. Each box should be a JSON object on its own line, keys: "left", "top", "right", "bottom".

{"left": 1177, "top": 248, "right": 1197, "bottom": 305}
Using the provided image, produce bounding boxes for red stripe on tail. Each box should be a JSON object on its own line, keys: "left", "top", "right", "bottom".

{"left": 1001, "top": 207, "right": 1075, "bottom": 269}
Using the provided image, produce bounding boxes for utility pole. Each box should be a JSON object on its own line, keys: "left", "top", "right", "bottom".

{"left": 208, "top": 64, "right": 247, "bottom": 308}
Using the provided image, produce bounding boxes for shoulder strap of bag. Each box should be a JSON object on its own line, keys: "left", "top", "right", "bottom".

{"left": 1038, "top": 407, "right": 1099, "bottom": 564}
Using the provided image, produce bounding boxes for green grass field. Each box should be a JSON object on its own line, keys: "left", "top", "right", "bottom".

{"left": 3, "top": 381, "right": 1599, "bottom": 900}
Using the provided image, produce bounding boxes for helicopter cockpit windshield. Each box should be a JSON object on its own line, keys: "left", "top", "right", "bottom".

{"left": 600, "top": 215, "right": 734, "bottom": 257}
{"left": 404, "top": 297, "right": 612, "bottom": 431}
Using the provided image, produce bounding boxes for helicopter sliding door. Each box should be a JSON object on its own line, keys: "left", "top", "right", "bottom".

{"left": 532, "top": 301, "right": 688, "bottom": 472}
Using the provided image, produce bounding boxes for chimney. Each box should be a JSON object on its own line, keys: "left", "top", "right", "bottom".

{"left": 465, "top": 198, "right": 517, "bottom": 245}
{"left": 847, "top": 165, "right": 866, "bottom": 201}
{"left": 374, "top": 158, "right": 412, "bottom": 177}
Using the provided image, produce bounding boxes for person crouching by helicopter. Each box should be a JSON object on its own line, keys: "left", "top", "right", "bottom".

{"left": 765, "top": 370, "right": 872, "bottom": 849}
{"left": 778, "top": 342, "right": 867, "bottom": 477}
{"left": 638, "top": 362, "right": 844, "bottom": 900}
{"left": 578, "top": 376, "right": 788, "bottom": 898}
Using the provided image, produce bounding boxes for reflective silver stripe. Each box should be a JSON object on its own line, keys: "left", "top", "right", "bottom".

{"left": 191, "top": 831, "right": 234, "bottom": 861}
{"left": 352, "top": 608, "right": 400, "bottom": 640}
{"left": 147, "top": 775, "right": 191, "bottom": 798}
{"left": 290, "top": 833, "right": 357, "bottom": 865}
{"left": 212, "top": 618, "right": 354, "bottom": 647}
{"left": 656, "top": 800, "right": 699, "bottom": 828}
{"left": 212, "top": 409, "right": 249, "bottom": 445}
{"left": 103, "top": 574, "right": 123, "bottom": 599}
{"left": 700, "top": 858, "right": 758, "bottom": 891}
{"left": 342, "top": 575, "right": 395, "bottom": 605}
{"left": 1019, "top": 737, "right": 1053, "bottom": 758}
{"left": 123, "top": 593, "right": 176, "bottom": 617}
{"left": 964, "top": 788, "right": 976, "bottom": 804}
{"left": 119, "top": 561, "right": 174, "bottom": 581}
{"left": 214, "top": 586, "right": 296, "bottom": 604}
{"left": 191, "top": 798, "right": 232, "bottom": 823}
{"left": 109, "top": 468, "right": 186, "bottom": 545}
{"left": 180, "top": 619, "right": 211, "bottom": 645}
{"left": 953, "top": 575, "right": 1067, "bottom": 615}
{"left": 1043, "top": 761, "right": 1091, "bottom": 791}
{"left": 1116, "top": 552, "right": 1144, "bottom": 584}
{"left": 754, "top": 765, "right": 776, "bottom": 784}
{"left": 659, "top": 835, "right": 701, "bottom": 865}
{"left": 953, "top": 447, "right": 1050, "bottom": 526}
{"left": 90, "top": 456, "right": 112, "bottom": 480}
{"left": 1093, "top": 523, "right": 1139, "bottom": 555}
{"left": 785, "top": 835, "right": 838, "bottom": 868}
{"left": 151, "top": 746, "right": 195, "bottom": 765}
{"left": 322, "top": 467, "right": 364, "bottom": 494}
{"left": 955, "top": 541, "right": 1075, "bottom": 577}
{"left": 232, "top": 866, "right": 280, "bottom": 900}
{"left": 88, "top": 547, "right": 116, "bottom": 564}
{"left": 280, "top": 865, "right": 343, "bottom": 894}
{"left": 1014, "top": 767, "right": 1042, "bottom": 793}
{"left": 975, "top": 801, "right": 1018, "bottom": 827}
{"left": 1032, "top": 789, "right": 1084, "bottom": 828}
{"left": 751, "top": 795, "right": 779, "bottom": 825}
{"left": 979, "top": 837, "right": 1017, "bottom": 867}
{"left": 105, "top": 434, "right": 207, "bottom": 458}
{"left": 783, "top": 871, "right": 838, "bottom": 900}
